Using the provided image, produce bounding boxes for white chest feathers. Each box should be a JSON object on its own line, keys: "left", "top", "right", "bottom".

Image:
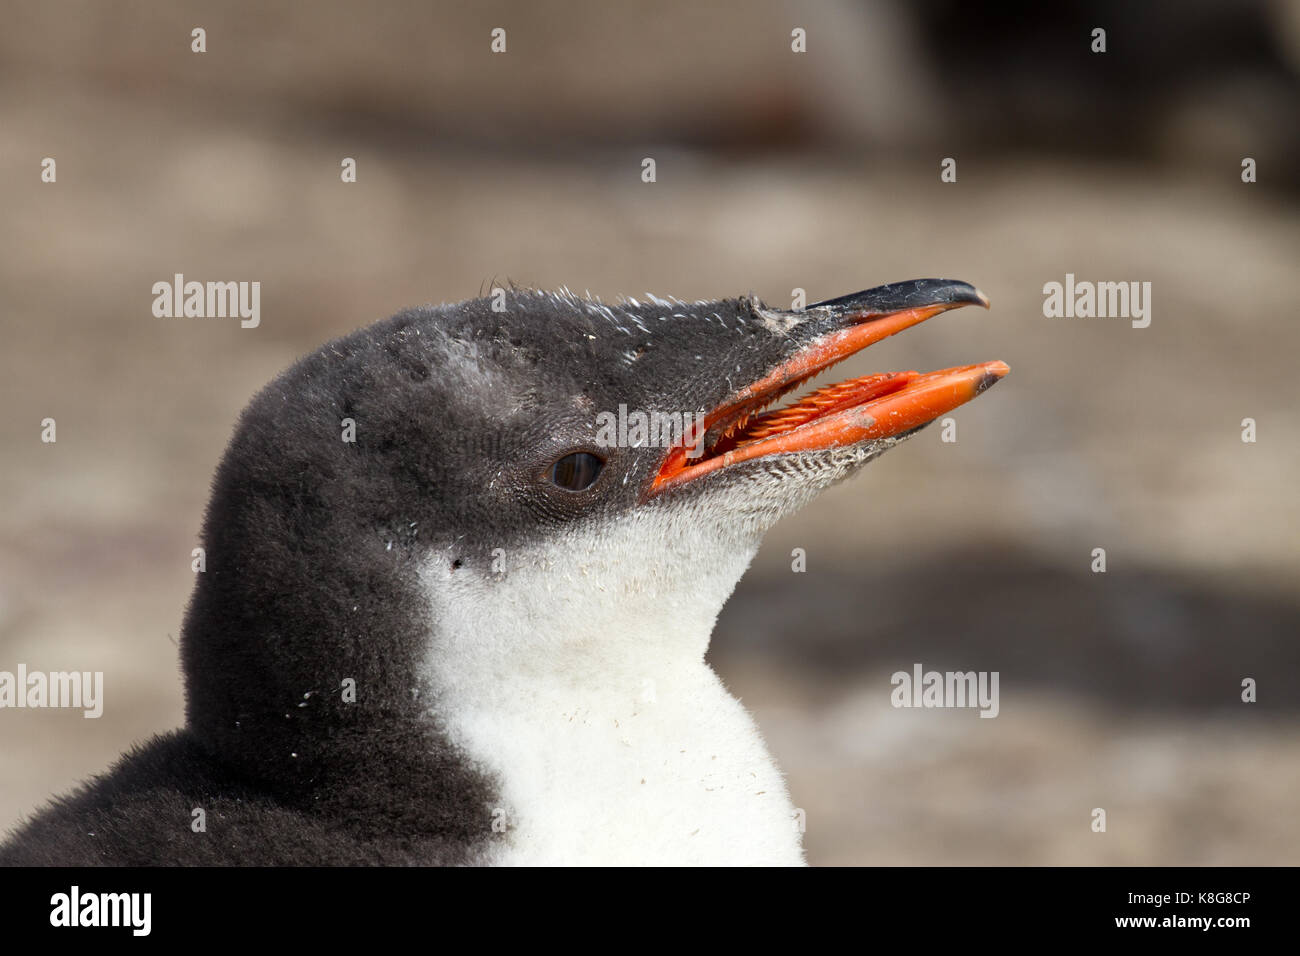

{"left": 438, "top": 660, "right": 804, "bottom": 866}
{"left": 418, "top": 511, "right": 806, "bottom": 866}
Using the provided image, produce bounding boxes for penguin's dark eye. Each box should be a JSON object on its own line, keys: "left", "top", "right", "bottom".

{"left": 549, "top": 452, "right": 604, "bottom": 491}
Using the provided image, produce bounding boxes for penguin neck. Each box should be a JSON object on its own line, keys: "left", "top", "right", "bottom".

{"left": 420, "top": 510, "right": 760, "bottom": 696}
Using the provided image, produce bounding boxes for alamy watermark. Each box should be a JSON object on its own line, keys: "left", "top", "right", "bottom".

{"left": 151, "top": 273, "right": 260, "bottom": 328}
{"left": 50, "top": 886, "right": 150, "bottom": 936}
{"left": 1042, "top": 273, "right": 1151, "bottom": 328}
{"left": 0, "top": 664, "right": 103, "bottom": 718}
{"left": 594, "top": 405, "right": 706, "bottom": 457}
{"left": 890, "top": 663, "right": 999, "bottom": 718}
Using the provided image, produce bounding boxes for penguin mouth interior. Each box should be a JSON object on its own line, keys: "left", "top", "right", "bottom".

{"left": 649, "top": 302, "right": 1008, "bottom": 496}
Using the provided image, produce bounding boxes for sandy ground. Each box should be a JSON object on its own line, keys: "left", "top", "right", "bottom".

{"left": 1, "top": 3, "right": 1297, "bottom": 864}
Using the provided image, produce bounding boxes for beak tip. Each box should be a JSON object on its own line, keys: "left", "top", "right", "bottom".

{"left": 942, "top": 280, "right": 989, "bottom": 310}
{"left": 975, "top": 360, "right": 1011, "bottom": 394}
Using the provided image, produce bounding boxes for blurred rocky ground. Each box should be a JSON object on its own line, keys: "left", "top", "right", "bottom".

{"left": 1, "top": 0, "right": 1297, "bottom": 864}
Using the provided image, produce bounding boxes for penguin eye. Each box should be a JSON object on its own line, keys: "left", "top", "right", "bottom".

{"left": 549, "top": 452, "right": 604, "bottom": 491}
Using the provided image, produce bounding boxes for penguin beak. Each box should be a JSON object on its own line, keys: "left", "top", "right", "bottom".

{"left": 649, "top": 279, "right": 1008, "bottom": 495}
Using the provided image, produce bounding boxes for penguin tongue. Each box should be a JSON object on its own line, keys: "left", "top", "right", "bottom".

{"left": 724, "top": 371, "right": 918, "bottom": 444}
{"left": 709, "top": 361, "right": 1009, "bottom": 460}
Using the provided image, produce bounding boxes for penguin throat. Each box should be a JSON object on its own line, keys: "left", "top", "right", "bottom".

{"left": 418, "top": 511, "right": 759, "bottom": 688}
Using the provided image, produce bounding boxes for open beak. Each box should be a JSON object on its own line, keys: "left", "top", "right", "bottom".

{"left": 649, "top": 279, "right": 1008, "bottom": 495}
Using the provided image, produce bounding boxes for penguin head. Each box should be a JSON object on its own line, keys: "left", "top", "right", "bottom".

{"left": 180, "top": 280, "right": 1005, "bottom": 812}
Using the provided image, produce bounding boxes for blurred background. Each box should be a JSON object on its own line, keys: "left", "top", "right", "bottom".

{"left": 1, "top": 0, "right": 1297, "bottom": 864}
